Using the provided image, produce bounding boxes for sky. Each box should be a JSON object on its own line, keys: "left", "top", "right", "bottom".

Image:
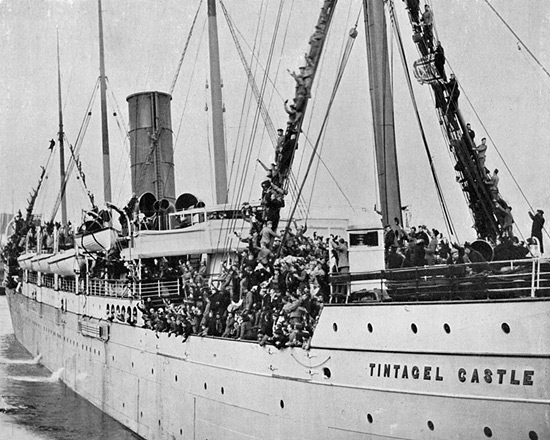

{"left": 0, "top": 0, "right": 549, "bottom": 244}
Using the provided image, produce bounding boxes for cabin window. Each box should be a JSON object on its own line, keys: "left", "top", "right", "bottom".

{"left": 349, "top": 231, "right": 378, "bottom": 247}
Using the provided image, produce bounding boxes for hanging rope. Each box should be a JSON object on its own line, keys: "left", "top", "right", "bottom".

{"left": 169, "top": 0, "right": 204, "bottom": 95}
{"left": 386, "top": 0, "right": 456, "bottom": 240}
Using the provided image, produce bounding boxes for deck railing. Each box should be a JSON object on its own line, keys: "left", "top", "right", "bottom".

{"left": 330, "top": 258, "right": 550, "bottom": 303}
{"left": 87, "top": 278, "right": 135, "bottom": 298}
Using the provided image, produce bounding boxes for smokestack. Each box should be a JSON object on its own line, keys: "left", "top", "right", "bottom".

{"left": 127, "top": 91, "right": 176, "bottom": 202}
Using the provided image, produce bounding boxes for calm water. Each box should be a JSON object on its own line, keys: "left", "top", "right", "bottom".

{"left": 0, "top": 296, "right": 142, "bottom": 440}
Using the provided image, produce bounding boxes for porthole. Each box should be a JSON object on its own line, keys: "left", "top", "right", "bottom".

{"left": 140, "top": 411, "right": 143, "bottom": 418}
{"left": 175, "top": 375, "right": 178, "bottom": 382}
{"left": 366, "top": 414, "right": 373, "bottom": 423}
{"left": 204, "top": 383, "right": 207, "bottom": 390}
{"left": 158, "top": 420, "right": 161, "bottom": 426}
{"left": 411, "top": 323, "right": 418, "bottom": 334}
{"left": 366, "top": 323, "right": 373, "bottom": 333}
{"left": 180, "top": 429, "right": 183, "bottom": 435}
{"left": 443, "top": 323, "right": 451, "bottom": 334}
{"left": 221, "top": 387, "right": 225, "bottom": 395}
{"left": 332, "top": 323, "right": 338, "bottom": 332}
{"left": 122, "top": 403, "right": 125, "bottom": 408}
{"left": 323, "top": 367, "right": 332, "bottom": 379}
{"left": 151, "top": 368, "right": 154, "bottom": 375}
{"left": 529, "top": 431, "right": 538, "bottom": 440}
{"left": 132, "top": 362, "right": 134, "bottom": 368}
{"left": 483, "top": 426, "right": 493, "bottom": 437}
{"left": 280, "top": 400, "right": 285, "bottom": 409}
{"left": 501, "top": 323, "right": 510, "bottom": 334}
{"left": 427, "top": 420, "right": 434, "bottom": 431}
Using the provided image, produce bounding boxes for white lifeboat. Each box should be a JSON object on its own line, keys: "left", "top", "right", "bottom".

{"left": 17, "top": 252, "right": 36, "bottom": 271}
{"left": 48, "top": 249, "right": 85, "bottom": 277}
{"left": 30, "top": 253, "right": 54, "bottom": 273}
{"left": 75, "top": 227, "right": 119, "bottom": 253}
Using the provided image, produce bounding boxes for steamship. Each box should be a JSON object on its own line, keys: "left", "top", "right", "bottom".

{"left": 4, "top": 1, "right": 550, "bottom": 439}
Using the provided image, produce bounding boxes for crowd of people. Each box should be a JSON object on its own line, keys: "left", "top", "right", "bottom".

{"left": 136, "top": 215, "right": 352, "bottom": 348}
{"left": 383, "top": 214, "right": 545, "bottom": 271}
{"left": 133, "top": 1, "right": 347, "bottom": 349}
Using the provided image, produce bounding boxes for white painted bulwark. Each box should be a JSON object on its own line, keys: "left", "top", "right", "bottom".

{"left": 6, "top": 282, "right": 550, "bottom": 440}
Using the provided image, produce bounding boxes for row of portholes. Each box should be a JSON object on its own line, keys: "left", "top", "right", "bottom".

{"left": 203, "top": 383, "right": 225, "bottom": 395}
{"left": 134, "top": 411, "right": 184, "bottom": 437}
{"left": 202, "top": 382, "right": 287, "bottom": 411}
{"left": 331, "top": 322, "right": 512, "bottom": 335}
{"left": 105, "top": 303, "right": 138, "bottom": 322}
{"left": 363, "top": 415, "right": 538, "bottom": 439}
{"left": 39, "top": 323, "right": 102, "bottom": 357}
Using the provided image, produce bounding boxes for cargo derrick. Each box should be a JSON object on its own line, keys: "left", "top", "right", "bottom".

{"left": 403, "top": 3, "right": 503, "bottom": 242}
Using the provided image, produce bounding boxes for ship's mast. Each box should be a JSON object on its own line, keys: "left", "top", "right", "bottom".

{"left": 98, "top": 0, "right": 112, "bottom": 204}
{"left": 363, "top": 0, "right": 402, "bottom": 227}
{"left": 56, "top": 30, "right": 67, "bottom": 224}
{"left": 207, "top": 0, "right": 228, "bottom": 205}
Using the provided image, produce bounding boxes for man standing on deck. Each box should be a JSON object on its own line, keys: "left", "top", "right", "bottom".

{"left": 331, "top": 236, "right": 349, "bottom": 299}
{"left": 529, "top": 209, "right": 545, "bottom": 253}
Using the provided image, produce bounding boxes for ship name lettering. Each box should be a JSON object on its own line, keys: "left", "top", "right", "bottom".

{"left": 368, "top": 363, "right": 443, "bottom": 382}
{"left": 457, "top": 368, "right": 534, "bottom": 386}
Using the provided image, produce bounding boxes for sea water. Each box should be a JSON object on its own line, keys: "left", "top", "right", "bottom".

{"left": 0, "top": 296, "right": 142, "bottom": 440}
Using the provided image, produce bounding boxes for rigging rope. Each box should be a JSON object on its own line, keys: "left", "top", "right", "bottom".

{"left": 106, "top": 79, "right": 132, "bottom": 204}
{"left": 455, "top": 68, "right": 548, "bottom": 240}
{"left": 169, "top": 0, "right": 204, "bottom": 95}
{"left": 174, "top": 17, "right": 207, "bottom": 150}
{"left": 305, "top": 5, "right": 362, "bottom": 219}
{"left": 386, "top": 0, "right": 456, "bottom": 240}
{"left": 283, "top": 21, "right": 357, "bottom": 238}
{"left": 216, "top": 0, "right": 267, "bottom": 253}
{"left": 481, "top": 0, "right": 550, "bottom": 81}
{"left": 220, "top": 0, "right": 307, "bottom": 223}
{"left": 50, "top": 79, "right": 100, "bottom": 221}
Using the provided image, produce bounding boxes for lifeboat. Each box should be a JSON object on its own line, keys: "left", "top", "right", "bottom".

{"left": 17, "top": 252, "right": 36, "bottom": 271}
{"left": 75, "top": 227, "right": 119, "bottom": 253}
{"left": 30, "top": 253, "right": 54, "bottom": 273}
{"left": 48, "top": 249, "right": 85, "bottom": 277}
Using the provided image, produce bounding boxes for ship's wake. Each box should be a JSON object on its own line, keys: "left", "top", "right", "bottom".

{"left": 0, "top": 353, "right": 42, "bottom": 365}
{"left": 7, "top": 367, "right": 64, "bottom": 383}
{"left": 0, "top": 395, "right": 36, "bottom": 414}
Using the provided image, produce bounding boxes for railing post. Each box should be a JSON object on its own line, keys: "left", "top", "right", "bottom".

{"left": 538, "top": 259, "right": 541, "bottom": 291}
{"left": 531, "top": 260, "right": 536, "bottom": 297}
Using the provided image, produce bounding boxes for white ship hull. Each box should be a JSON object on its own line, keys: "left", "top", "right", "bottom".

{"left": 6, "top": 283, "right": 550, "bottom": 440}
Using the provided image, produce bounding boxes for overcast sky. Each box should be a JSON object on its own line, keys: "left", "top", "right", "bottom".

{"left": 1, "top": 0, "right": 549, "bottom": 243}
